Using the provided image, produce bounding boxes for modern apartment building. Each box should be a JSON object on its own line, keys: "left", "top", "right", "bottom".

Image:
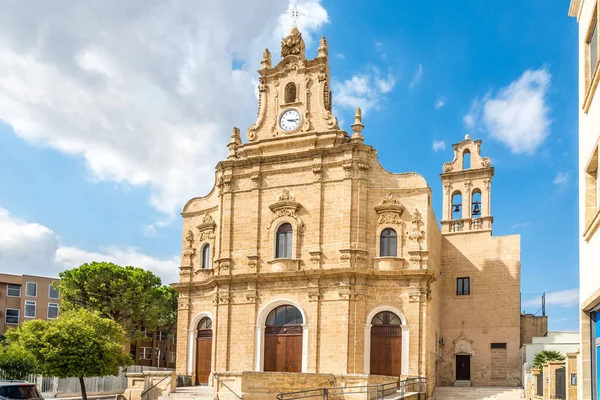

{"left": 0, "top": 273, "right": 61, "bottom": 336}
{"left": 569, "top": 1, "right": 600, "bottom": 398}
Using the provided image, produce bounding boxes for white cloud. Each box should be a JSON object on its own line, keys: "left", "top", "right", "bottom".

{"left": 0, "top": 1, "right": 328, "bottom": 216}
{"left": 463, "top": 68, "right": 551, "bottom": 154}
{"left": 435, "top": 96, "right": 446, "bottom": 109}
{"left": 374, "top": 41, "right": 387, "bottom": 60}
{"left": 409, "top": 64, "right": 423, "bottom": 90}
{"left": 511, "top": 221, "right": 531, "bottom": 230}
{"left": 332, "top": 68, "right": 396, "bottom": 115}
{"left": 522, "top": 289, "right": 579, "bottom": 309}
{"left": 0, "top": 207, "right": 179, "bottom": 283}
{"left": 335, "top": 53, "right": 345, "bottom": 60}
{"left": 553, "top": 171, "right": 570, "bottom": 187}
{"left": 432, "top": 140, "right": 446, "bottom": 152}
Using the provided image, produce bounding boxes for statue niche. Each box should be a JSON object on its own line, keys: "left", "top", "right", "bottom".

{"left": 285, "top": 82, "right": 297, "bottom": 103}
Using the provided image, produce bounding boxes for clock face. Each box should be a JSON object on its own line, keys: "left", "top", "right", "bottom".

{"left": 279, "top": 109, "right": 301, "bottom": 132}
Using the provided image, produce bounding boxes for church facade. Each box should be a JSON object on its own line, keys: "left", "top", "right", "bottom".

{"left": 173, "top": 28, "right": 522, "bottom": 395}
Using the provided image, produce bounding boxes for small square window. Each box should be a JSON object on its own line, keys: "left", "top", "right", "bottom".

{"left": 48, "top": 284, "right": 60, "bottom": 299}
{"left": 156, "top": 331, "right": 166, "bottom": 341}
{"left": 5, "top": 308, "right": 19, "bottom": 324}
{"left": 48, "top": 303, "right": 59, "bottom": 319}
{"left": 24, "top": 301, "right": 36, "bottom": 318}
{"left": 139, "top": 347, "right": 152, "bottom": 360}
{"left": 143, "top": 328, "right": 153, "bottom": 340}
{"left": 7, "top": 284, "right": 21, "bottom": 298}
{"left": 26, "top": 282, "right": 37, "bottom": 297}
{"left": 457, "top": 277, "right": 470, "bottom": 296}
{"left": 491, "top": 343, "right": 507, "bottom": 349}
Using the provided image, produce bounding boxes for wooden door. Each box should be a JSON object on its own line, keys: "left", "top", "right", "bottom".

{"left": 370, "top": 326, "right": 401, "bottom": 377}
{"left": 456, "top": 355, "right": 471, "bottom": 381}
{"left": 264, "top": 329, "right": 302, "bottom": 372}
{"left": 196, "top": 336, "right": 212, "bottom": 383}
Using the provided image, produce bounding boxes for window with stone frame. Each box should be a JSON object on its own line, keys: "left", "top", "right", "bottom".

{"left": 589, "top": 10, "right": 599, "bottom": 82}
{"left": 585, "top": 6, "right": 600, "bottom": 110}
{"left": 379, "top": 228, "right": 398, "bottom": 257}
{"left": 275, "top": 223, "right": 293, "bottom": 259}
{"left": 201, "top": 243, "right": 211, "bottom": 269}
{"left": 456, "top": 277, "right": 470, "bottom": 296}
{"left": 584, "top": 144, "right": 600, "bottom": 239}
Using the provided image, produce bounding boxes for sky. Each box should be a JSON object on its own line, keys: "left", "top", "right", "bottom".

{"left": 0, "top": 1, "right": 580, "bottom": 331}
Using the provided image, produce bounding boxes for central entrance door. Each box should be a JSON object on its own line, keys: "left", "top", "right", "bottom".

{"left": 264, "top": 305, "right": 303, "bottom": 372}
{"left": 456, "top": 354, "right": 471, "bottom": 381}
{"left": 370, "top": 311, "right": 402, "bottom": 377}
{"left": 195, "top": 317, "right": 212, "bottom": 384}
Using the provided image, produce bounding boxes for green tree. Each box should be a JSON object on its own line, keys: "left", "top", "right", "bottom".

{"left": 57, "top": 262, "right": 178, "bottom": 339}
{"left": 0, "top": 343, "right": 37, "bottom": 380}
{"left": 533, "top": 350, "right": 565, "bottom": 368}
{"left": 6, "top": 309, "right": 131, "bottom": 400}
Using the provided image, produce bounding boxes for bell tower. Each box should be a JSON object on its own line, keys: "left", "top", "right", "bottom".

{"left": 440, "top": 135, "right": 494, "bottom": 234}
{"left": 242, "top": 27, "right": 343, "bottom": 156}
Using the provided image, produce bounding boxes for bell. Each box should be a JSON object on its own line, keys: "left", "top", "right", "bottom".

{"left": 452, "top": 204, "right": 461, "bottom": 213}
{"left": 472, "top": 203, "right": 481, "bottom": 216}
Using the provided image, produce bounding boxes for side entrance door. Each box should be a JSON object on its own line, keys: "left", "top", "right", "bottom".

{"left": 264, "top": 325, "right": 302, "bottom": 372}
{"left": 456, "top": 354, "right": 471, "bottom": 381}
{"left": 195, "top": 317, "right": 213, "bottom": 384}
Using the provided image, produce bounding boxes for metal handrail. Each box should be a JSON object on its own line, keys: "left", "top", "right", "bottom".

{"left": 213, "top": 374, "right": 242, "bottom": 400}
{"left": 141, "top": 375, "right": 171, "bottom": 399}
{"left": 276, "top": 377, "right": 427, "bottom": 400}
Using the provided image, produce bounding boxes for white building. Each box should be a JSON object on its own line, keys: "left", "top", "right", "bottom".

{"left": 520, "top": 332, "right": 580, "bottom": 384}
{"left": 569, "top": 0, "right": 600, "bottom": 399}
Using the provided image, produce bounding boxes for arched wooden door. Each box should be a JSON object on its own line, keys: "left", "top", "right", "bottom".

{"left": 264, "top": 305, "right": 303, "bottom": 372}
{"left": 195, "top": 317, "right": 212, "bottom": 384}
{"left": 370, "top": 311, "right": 402, "bottom": 377}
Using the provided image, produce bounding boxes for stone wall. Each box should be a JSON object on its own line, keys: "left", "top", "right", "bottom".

{"left": 520, "top": 314, "right": 548, "bottom": 346}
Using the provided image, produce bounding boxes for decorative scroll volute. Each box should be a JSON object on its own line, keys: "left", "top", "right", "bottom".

{"left": 374, "top": 193, "right": 404, "bottom": 224}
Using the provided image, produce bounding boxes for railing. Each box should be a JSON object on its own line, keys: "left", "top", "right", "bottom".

{"left": 141, "top": 375, "right": 171, "bottom": 400}
{"left": 276, "top": 377, "right": 427, "bottom": 400}
{"left": 214, "top": 374, "right": 242, "bottom": 400}
{"left": 536, "top": 373, "right": 544, "bottom": 397}
{"left": 555, "top": 367, "right": 566, "bottom": 399}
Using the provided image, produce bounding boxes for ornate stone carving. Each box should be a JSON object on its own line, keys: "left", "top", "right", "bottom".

{"left": 408, "top": 290, "right": 422, "bottom": 303}
{"left": 212, "top": 294, "right": 219, "bottom": 306}
{"left": 178, "top": 297, "right": 190, "bottom": 310}
{"left": 442, "top": 162, "right": 453, "bottom": 172}
{"left": 227, "top": 127, "right": 241, "bottom": 160}
{"left": 318, "top": 36, "right": 328, "bottom": 57}
{"left": 307, "top": 288, "right": 320, "bottom": 302}
{"left": 342, "top": 160, "right": 353, "bottom": 178}
{"left": 247, "top": 255, "right": 259, "bottom": 269}
{"left": 281, "top": 27, "right": 305, "bottom": 58}
{"left": 267, "top": 189, "right": 305, "bottom": 236}
{"left": 408, "top": 208, "right": 425, "bottom": 242}
{"left": 463, "top": 180, "right": 472, "bottom": 191}
{"left": 245, "top": 292, "right": 258, "bottom": 304}
{"left": 323, "top": 82, "right": 332, "bottom": 111}
{"left": 375, "top": 193, "right": 404, "bottom": 225}
{"left": 185, "top": 230, "right": 194, "bottom": 249}
{"left": 481, "top": 157, "right": 491, "bottom": 167}
{"left": 197, "top": 214, "right": 216, "bottom": 243}
{"left": 309, "top": 251, "right": 322, "bottom": 266}
{"left": 218, "top": 294, "right": 230, "bottom": 305}
{"left": 357, "top": 162, "right": 369, "bottom": 179}
{"left": 351, "top": 108, "right": 364, "bottom": 142}
{"left": 338, "top": 289, "right": 352, "bottom": 300}
{"left": 261, "top": 48, "right": 271, "bottom": 68}
{"left": 312, "top": 164, "right": 322, "bottom": 181}
{"left": 251, "top": 173, "right": 260, "bottom": 188}
{"left": 317, "top": 67, "right": 327, "bottom": 82}
{"left": 453, "top": 333, "right": 475, "bottom": 355}
{"left": 222, "top": 176, "right": 232, "bottom": 193}
{"left": 483, "top": 178, "right": 491, "bottom": 190}
{"left": 443, "top": 182, "right": 452, "bottom": 195}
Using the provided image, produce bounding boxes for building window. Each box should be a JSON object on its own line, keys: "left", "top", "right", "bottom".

{"left": 139, "top": 347, "right": 152, "bottom": 360}
{"left": 5, "top": 309, "right": 19, "bottom": 325}
{"left": 48, "top": 284, "right": 60, "bottom": 299}
{"left": 26, "top": 282, "right": 37, "bottom": 297}
{"left": 48, "top": 303, "right": 59, "bottom": 319}
{"left": 589, "top": 15, "right": 598, "bottom": 82}
{"left": 170, "top": 336, "right": 177, "bottom": 345}
{"left": 201, "top": 244, "right": 211, "bottom": 269}
{"left": 284, "top": 82, "right": 297, "bottom": 103}
{"left": 463, "top": 149, "right": 471, "bottom": 169}
{"left": 169, "top": 352, "right": 176, "bottom": 363}
{"left": 7, "top": 284, "right": 21, "bottom": 298}
{"left": 379, "top": 228, "right": 398, "bottom": 257}
{"left": 276, "top": 223, "right": 293, "bottom": 259}
{"left": 156, "top": 331, "right": 166, "bottom": 341}
{"left": 491, "top": 343, "right": 507, "bottom": 349}
{"left": 143, "top": 328, "right": 153, "bottom": 340}
{"left": 24, "top": 301, "right": 36, "bottom": 318}
{"left": 457, "top": 277, "right": 470, "bottom": 296}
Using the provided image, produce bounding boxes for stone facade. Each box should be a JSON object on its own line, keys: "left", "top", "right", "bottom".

{"left": 172, "top": 27, "right": 522, "bottom": 395}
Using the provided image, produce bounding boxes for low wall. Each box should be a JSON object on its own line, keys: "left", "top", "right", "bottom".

{"left": 123, "top": 371, "right": 176, "bottom": 400}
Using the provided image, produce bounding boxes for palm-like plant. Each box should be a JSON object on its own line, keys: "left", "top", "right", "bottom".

{"left": 533, "top": 350, "right": 565, "bottom": 368}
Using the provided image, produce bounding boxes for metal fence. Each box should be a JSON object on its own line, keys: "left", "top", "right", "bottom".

{"left": 536, "top": 373, "right": 544, "bottom": 397}
{"left": 2, "top": 366, "right": 174, "bottom": 397}
{"left": 555, "top": 367, "right": 566, "bottom": 399}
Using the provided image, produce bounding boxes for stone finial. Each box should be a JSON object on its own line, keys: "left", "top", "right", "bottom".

{"left": 465, "top": 134, "right": 471, "bottom": 140}
{"left": 318, "top": 36, "right": 328, "bottom": 58}
{"left": 227, "top": 127, "right": 241, "bottom": 160}
{"left": 351, "top": 107, "right": 364, "bottom": 142}
{"left": 281, "top": 27, "right": 305, "bottom": 58}
{"left": 261, "top": 48, "right": 272, "bottom": 69}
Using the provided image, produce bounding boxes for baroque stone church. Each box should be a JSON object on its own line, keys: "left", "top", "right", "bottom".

{"left": 173, "top": 27, "right": 522, "bottom": 396}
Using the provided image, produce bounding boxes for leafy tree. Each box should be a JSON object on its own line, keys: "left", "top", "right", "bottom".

{"left": 6, "top": 309, "right": 131, "bottom": 400}
{"left": 533, "top": 350, "right": 565, "bottom": 368}
{"left": 0, "top": 343, "right": 37, "bottom": 380}
{"left": 57, "top": 262, "right": 178, "bottom": 340}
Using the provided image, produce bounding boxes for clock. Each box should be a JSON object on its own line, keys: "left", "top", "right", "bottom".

{"left": 279, "top": 109, "right": 301, "bottom": 132}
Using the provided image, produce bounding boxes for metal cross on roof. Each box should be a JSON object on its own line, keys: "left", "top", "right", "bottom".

{"left": 286, "top": 5, "right": 305, "bottom": 28}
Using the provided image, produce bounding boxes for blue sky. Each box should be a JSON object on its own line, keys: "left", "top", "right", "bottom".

{"left": 0, "top": 1, "right": 579, "bottom": 331}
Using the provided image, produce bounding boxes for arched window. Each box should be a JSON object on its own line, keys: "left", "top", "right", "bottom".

{"left": 266, "top": 305, "right": 303, "bottom": 327}
{"left": 463, "top": 149, "right": 471, "bottom": 170}
{"left": 380, "top": 228, "right": 397, "bottom": 257}
{"left": 471, "top": 189, "right": 482, "bottom": 217}
{"left": 285, "top": 82, "right": 296, "bottom": 103}
{"left": 451, "top": 191, "right": 463, "bottom": 220}
{"left": 372, "top": 311, "right": 402, "bottom": 325}
{"left": 276, "top": 223, "right": 293, "bottom": 259}
{"left": 197, "top": 316, "right": 212, "bottom": 331}
{"left": 264, "top": 305, "right": 304, "bottom": 372}
{"left": 201, "top": 244, "right": 211, "bottom": 269}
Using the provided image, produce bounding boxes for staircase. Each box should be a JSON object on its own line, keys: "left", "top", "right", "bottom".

{"left": 158, "top": 386, "right": 214, "bottom": 400}
{"left": 432, "top": 387, "right": 524, "bottom": 400}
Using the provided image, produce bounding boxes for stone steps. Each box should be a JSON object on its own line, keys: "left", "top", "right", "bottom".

{"left": 158, "top": 386, "right": 214, "bottom": 400}
{"left": 432, "top": 387, "right": 524, "bottom": 400}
